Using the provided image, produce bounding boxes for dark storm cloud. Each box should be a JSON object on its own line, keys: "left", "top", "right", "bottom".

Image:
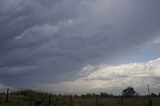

{"left": 0, "top": 0, "right": 160, "bottom": 88}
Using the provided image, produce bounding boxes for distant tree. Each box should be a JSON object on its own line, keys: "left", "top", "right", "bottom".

{"left": 82, "top": 93, "right": 96, "bottom": 98}
{"left": 151, "top": 93, "right": 157, "bottom": 97}
{"left": 100, "top": 92, "right": 109, "bottom": 97}
{"left": 100, "top": 92, "right": 113, "bottom": 97}
{"left": 122, "top": 87, "right": 137, "bottom": 97}
{"left": 73, "top": 94, "right": 78, "bottom": 98}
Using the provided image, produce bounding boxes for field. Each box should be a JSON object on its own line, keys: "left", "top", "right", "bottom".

{"left": 0, "top": 90, "right": 160, "bottom": 106}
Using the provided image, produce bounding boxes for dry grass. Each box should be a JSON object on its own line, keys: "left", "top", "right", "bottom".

{"left": 0, "top": 91, "right": 160, "bottom": 106}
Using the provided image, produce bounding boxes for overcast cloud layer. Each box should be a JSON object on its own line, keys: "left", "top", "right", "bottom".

{"left": 0, "top": 0, "right": 160, "bottom": 93}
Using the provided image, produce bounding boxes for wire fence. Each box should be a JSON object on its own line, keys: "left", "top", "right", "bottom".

{"left": 0, "top": 88, "right": 159, "bottom": 106}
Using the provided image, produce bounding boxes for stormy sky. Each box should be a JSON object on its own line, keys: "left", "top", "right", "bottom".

{"left": 0, "top": 0, "right": 160, "bottom": 94}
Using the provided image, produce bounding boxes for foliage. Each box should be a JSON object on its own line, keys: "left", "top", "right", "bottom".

{"left": 100, "top": 92, "right": 113, "bottom": 97}
{"left": 122, "top": 87, "right": 137, "bottom": 97}
{"left": 151, "top": 93, "right": 158, "bottom": 97}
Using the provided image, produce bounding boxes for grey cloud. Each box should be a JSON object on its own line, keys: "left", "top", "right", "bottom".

{"left": 42, "top": 58, "right": 160, "bottom": 95}
{"left": 0, "top": 0, "right": 160, "bottom": 88}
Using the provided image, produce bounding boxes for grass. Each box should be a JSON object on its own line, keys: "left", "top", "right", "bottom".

{"left": 0, "top": 103, "right": 20, "bottom": 106}
{"left": 0, "top": 90, "right": 159, "bottom": 106}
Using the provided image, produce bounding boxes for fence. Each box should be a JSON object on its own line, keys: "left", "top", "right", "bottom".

{"left": 0, "top": 88, "right": 160, "bottom": 106}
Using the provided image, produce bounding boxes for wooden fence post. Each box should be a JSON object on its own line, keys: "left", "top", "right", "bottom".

{"left": 121, "top": 96, "right": 124, "bottom": 106}
{"left": 95, "top": 95, "right": 98, "bottom": 106}
{"left": 6, "top": 88, "right": 9, "bottom": 103}
{"left": 70, "top": 95, "right": 73, "bottom": 106}
{"left": 148, "top": 85, "right": 152, "bottom": 106}
{"left": 48, "top": 94, "right": 51, "bottom": 106}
